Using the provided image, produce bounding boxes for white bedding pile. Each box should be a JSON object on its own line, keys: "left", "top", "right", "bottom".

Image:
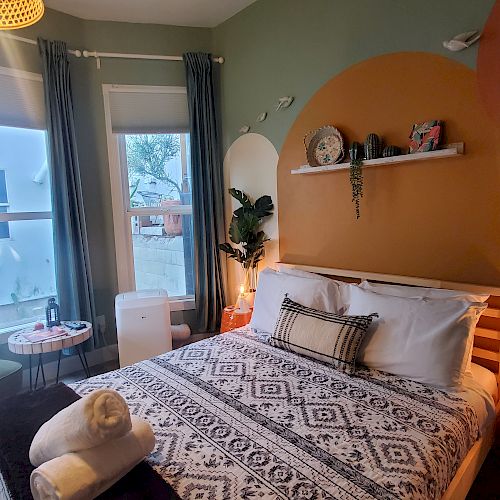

{"left": 254, "top": 266, "right": 491, "bottom": 390}
{"left": 348, "top": 285, "right": 486, "bottom": 387}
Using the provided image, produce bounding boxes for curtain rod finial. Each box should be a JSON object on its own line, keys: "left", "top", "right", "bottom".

{"left": 213, "top": 56, "right": 224, "bottom": 64}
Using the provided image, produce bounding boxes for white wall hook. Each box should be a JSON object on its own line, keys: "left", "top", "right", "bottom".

{"left": 239, "top": 125, "right": 250, "bottom": 134}
{"left": 443, "top": 30, "right": 481, "bottom": 51}
{"left": 257, "top": 112, "right": 267, "bottom": 122}
{"left": 276, "top": 96, "right": 294, "bottom": 111}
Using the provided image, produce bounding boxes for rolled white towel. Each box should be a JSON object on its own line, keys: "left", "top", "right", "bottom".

{"left": 30, "top": 389, "right": 132, "bottom": 467}
{"left": 30, "top": 416, "right": 155, "bottom": 500}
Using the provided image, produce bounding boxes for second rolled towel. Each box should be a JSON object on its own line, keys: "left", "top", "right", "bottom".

{"left": 30, "top": 389, "right": 132, "bottom": 467}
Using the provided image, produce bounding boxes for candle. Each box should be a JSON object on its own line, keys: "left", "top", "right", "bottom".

{"left": 237, "top": 283, "right": 250, "bottom": 313}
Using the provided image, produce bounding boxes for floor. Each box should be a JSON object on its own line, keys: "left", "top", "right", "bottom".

{"left": 59, "top": 333, "right": 499, "bottom": 499}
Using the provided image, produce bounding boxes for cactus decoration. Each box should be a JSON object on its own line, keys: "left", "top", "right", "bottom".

{"left": 364, "top": 133, "right": 381, "bottom": 159}
{"left": 382, "top": 145, "right": 402, "bottom": 158}
{"left": 349, "top": 142, "right": 364, "bottom": 219}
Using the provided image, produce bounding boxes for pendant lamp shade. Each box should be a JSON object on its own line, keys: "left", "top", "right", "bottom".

{"left": 0, "top": 0, "right": 45, "bottom": 30}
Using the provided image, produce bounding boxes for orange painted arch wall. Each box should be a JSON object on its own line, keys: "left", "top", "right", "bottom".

{"left": 278, "top": 52, "right": 500, "bottom": 287}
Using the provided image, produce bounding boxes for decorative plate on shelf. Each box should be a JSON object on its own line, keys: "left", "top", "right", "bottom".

{"left": 304, "top": 126, "right": 344, "bottom": 167}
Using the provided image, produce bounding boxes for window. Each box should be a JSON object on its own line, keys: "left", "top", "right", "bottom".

{"left": 0, "top": 67, "right": 55, "bottom": 334}
{"left": 121, "top": 133, "right": 194, "bottom": 298}
{"left": 0, "top": 126, "right": 56, "bottom": 333}
{"left": 104, "top": 85, "right": 194, "bottom": 308}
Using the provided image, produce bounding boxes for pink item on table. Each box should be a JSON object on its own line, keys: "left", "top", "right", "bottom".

{"left": 23, "top": 327, "right": 68, "bottom": 343}
{"left": 34, "top": 322, "right": 45, "bottom": 331}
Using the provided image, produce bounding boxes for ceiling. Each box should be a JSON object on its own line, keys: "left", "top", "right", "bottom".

{"left": 44, "top": 0, "right": 258, "bottom": 28}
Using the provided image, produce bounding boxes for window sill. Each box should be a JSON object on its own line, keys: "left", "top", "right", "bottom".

{"left": 169, "top": 297, "right": 195, "bottom": 312}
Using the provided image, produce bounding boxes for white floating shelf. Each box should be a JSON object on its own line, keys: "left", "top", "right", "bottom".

{"left": 291, "top": 142, "right": 464, "bottom": 175}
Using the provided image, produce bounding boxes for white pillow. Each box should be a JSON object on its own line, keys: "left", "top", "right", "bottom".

{"left": 276, "top": 265, "right": 349, "bottom": 312}
{"left": 347, "top": 285, "right": 487, "bottom": 388}
{"left": 359, "top": 280, "right": 489, "bottom": 303}
{"left": 251, "top": 268, "right": 339, "bottom": 333}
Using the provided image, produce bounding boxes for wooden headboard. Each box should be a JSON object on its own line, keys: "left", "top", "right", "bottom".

{"left": 279, "top": 264, "right": 500, "bottom": 391}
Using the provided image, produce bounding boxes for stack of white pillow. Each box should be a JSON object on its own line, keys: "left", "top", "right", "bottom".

{"left": 251, "top": 266, "right": 488, "bottom": 389}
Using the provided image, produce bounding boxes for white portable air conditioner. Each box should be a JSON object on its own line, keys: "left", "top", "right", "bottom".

{"left": 115, "top": 289, "right": 172, "bottom": 367}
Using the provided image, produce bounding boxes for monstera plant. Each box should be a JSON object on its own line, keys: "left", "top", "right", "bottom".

{"left": 219, "top": 188, "right": 274, "bottom": 292}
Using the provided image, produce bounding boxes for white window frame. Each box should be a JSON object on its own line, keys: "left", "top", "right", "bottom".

{"left": 0, "top": 170, "right": 11, "bottom": 239}
{"left": 102, "top": 84, "right": 195, "bottom": 311}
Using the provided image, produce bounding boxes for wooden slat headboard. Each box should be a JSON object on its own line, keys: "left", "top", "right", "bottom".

{"left": 279, "top": 263, "right": 500, "bottom": 391}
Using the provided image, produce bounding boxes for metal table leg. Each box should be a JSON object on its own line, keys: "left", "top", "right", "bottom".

{"left": 34, "top": 355, "right": 40, "bottom": 390}
{"left": 56, "top": 350, "right": 62, "bottom": 384}
{"left": 34, "top": 354, "right": 46, "bottom": 390}
{"left": 40, "top": 353, "right": 46, "bottom": 387}
{"left": 29, "top": 354, "right": 32, "bottom": 392}
{"left": 77, "top": 345, "right": 91, "bottom": 378}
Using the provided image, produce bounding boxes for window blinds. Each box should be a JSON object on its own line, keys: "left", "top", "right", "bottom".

{"left": 0, "top": 68, "right": 45, "bottom": 130}
{"left": 108, "top": 87, "right": 189, "bottom": 134}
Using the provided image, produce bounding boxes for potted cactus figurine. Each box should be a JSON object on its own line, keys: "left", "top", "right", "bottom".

{"left": 382, "top": 145, "right": 402, "bottom": 157}
{"left": 364, "top": 133, "right": 381, "bottom": 159}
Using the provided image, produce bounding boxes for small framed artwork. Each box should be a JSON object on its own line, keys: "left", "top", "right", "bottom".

{"left": 408, "top": 120, "right": 443, "bottom": 153}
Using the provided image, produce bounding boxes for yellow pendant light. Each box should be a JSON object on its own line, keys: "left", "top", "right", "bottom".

{"left": 0, "top": 0, "right": 45, "bottom": 30}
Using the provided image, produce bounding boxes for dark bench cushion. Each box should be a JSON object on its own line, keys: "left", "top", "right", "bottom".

{"left": 0, "top": 360, "right": 22, "bottom": 399}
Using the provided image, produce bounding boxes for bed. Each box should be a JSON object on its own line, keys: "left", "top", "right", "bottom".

{"left": 70, "top": 326, "right": 495, "bottom": 500}
{"left": 2, "top": 266, "right": 499, "bottom": 500}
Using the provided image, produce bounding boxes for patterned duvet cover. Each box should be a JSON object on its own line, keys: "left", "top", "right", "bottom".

{"left": 69, "top": 327, "right": 478, "bottom": 500}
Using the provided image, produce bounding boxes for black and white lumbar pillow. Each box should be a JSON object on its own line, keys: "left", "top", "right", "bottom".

{"left": 270, "top": 296, "right": 378, "bottom": 374}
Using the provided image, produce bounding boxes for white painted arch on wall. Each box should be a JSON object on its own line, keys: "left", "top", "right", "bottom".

{"left": 223, "top": 133, "right": 279, "bottom": 303}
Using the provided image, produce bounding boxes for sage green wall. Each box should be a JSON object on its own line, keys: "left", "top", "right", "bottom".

{"left": 213, "top": 0, "right": 495, "bottom": 153}
{"left": 0, "top": 9, "right": 212, "bottom": 345}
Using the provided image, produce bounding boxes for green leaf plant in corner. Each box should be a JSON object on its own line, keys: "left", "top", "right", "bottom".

{"left": 349, "top": 142, "right": 364, "bottom": 219}
{"left": 219, "top": 188, "right": 274, "bottom": 291}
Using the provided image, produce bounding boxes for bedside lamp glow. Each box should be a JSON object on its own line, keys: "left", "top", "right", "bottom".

{"left": 236, "top": 284, "right": 250, "bottom": 313}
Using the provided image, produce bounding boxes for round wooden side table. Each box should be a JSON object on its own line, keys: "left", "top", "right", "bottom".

{"left": 220, "top": 306, "right": 253, "bottom": 333}
{"left": 8, "top": 322, "right": 93, "bottom": 391}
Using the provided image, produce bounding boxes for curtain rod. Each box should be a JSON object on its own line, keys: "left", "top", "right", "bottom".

{"left": 0, "top": 33, "right": 225, "bottom": 67}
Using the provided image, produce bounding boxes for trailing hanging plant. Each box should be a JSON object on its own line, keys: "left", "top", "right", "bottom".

{"left": 349, "top": 142, "right": 364, "bottom": 219}
{"left": 219, "top": 188, "right": 274, "bottom": 290}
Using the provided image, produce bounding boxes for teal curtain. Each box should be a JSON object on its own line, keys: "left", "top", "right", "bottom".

{"left": 183, "top": 52, "right": 226, "bottom": 333}
{"left": 38, "top": 39, "right": 99, "bottom": 347}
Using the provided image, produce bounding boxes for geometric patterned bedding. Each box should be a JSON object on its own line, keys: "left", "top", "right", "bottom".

{"left": 70, "top": 327, "right": 479, "bottom": 500}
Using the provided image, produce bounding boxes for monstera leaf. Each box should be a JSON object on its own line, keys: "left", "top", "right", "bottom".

{"left": 229, "top": 188, "right": 252, "bottom": 209}
{"left": 245, "top": 231, "right": 269, "bottom": 254}
{"left": 219, "top": 242, "right": 245, "bottom": 263}
{"left": 253, "top": 195, "right": 273, "bottom": 219}
{"left": 228, "top": 218, "right": 242, "bottom": 244}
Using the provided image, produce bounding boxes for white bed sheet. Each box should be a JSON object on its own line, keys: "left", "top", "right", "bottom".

{"left": 470, "top": 362, "right": 498, "bottom": 403}
{"left": 460, "top": 363, "right": 497, "bottom": 434}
